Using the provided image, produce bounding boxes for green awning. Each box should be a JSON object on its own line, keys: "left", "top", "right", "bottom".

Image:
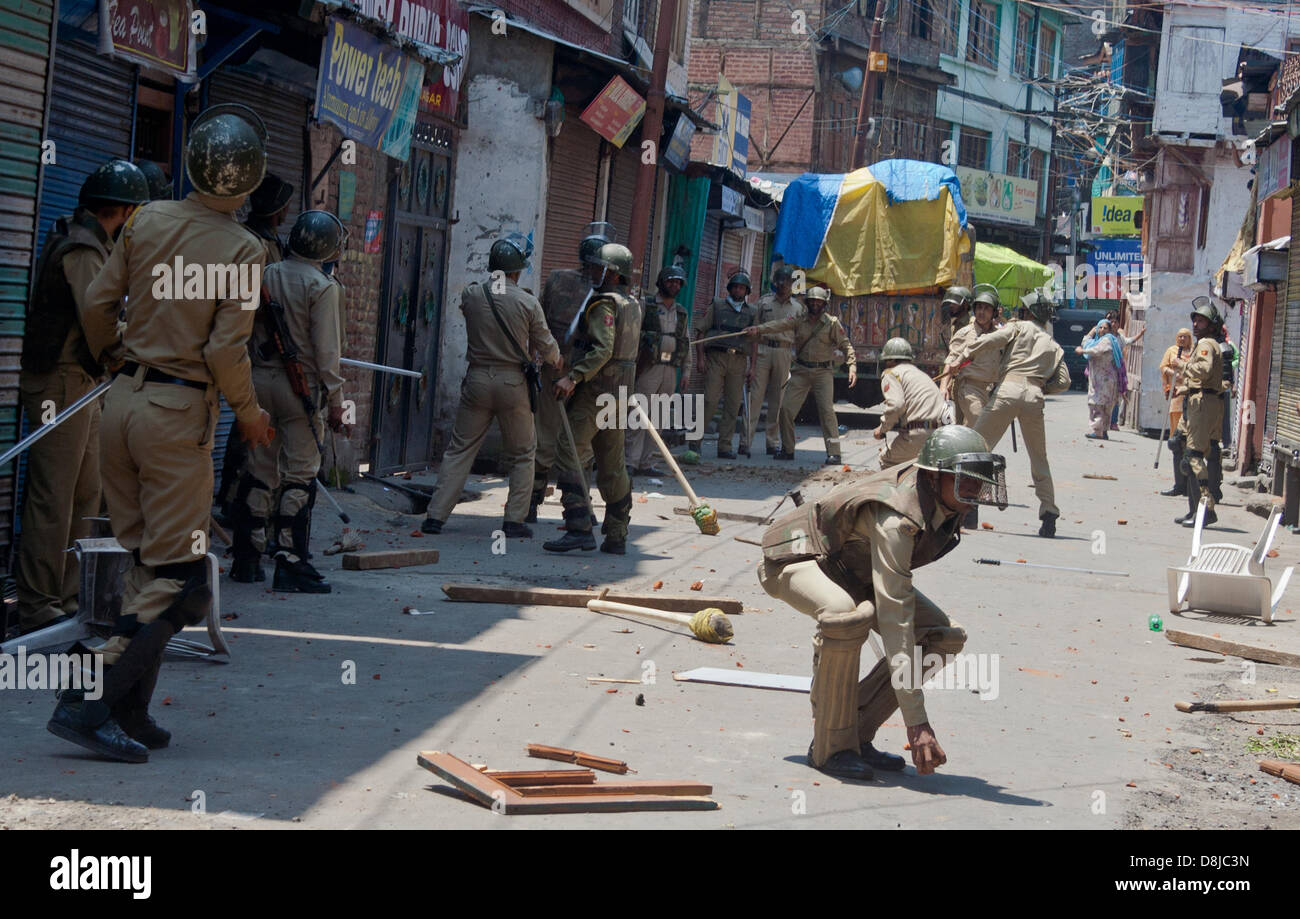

{"left": 973, "top": 243, "right": 1055, "bottom": 312}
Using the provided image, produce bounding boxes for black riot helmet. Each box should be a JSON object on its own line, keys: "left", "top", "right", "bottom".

{"left": 249, "top": 174, "right": 295, "bottom": 217}
{"left": 79, "top": 159, "right": 150, "bottom": 209}
{"left": 288, "top": 210, "right": 348, "bottom": 262}
{"left": 186, "top": 103, "right": 267, "bottom": 199}
{"left": 579, "top": 221, "right": 616, "bottom": 266}
{"left": 134, "top": 160, "right": 172, "bottom": 201}
{"left": 656, "top": 263, "right": 687, "bottom": 295}
{"left": 489, "top": 231, "right": 533, "bottom": 273}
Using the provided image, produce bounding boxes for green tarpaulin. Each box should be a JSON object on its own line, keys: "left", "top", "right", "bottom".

{"left": 973, "top": 243, "right": 1055, "bottom": 312}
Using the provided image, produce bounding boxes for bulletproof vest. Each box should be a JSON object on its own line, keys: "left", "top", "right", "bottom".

{"left": 705, "top": 299, "right": 754, "bottom": 348}
{"left": 640, "top": 297, "right": 689, "bottom": 368}
{"left": 22, "top": 211, "right": 104, "bottom": 377}
{"left": 542, "top": 268, "right": 591, "bottom": 338}
{"left": 573, "top": 289, "right": 643, "bottom": 396}
{"left": 761, "top": 462, "right": 961, "bottom": 573}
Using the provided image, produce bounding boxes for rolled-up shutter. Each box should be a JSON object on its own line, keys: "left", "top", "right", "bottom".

{"left": 606, "top": 141, "right": 656, "bottom": 280}
{"left": 718, "top": 229, "right": 745, "bottom": 296}
{"left": 541, "top": 107, "right": 600, "bottom": 283}
{"left": 1273, "top": 203, "right": 1300, "bottom": 461}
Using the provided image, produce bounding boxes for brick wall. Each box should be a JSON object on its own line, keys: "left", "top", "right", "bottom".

{"left": 309, "top": 123, "right": 388, "bottom": 477}
{"left": 492, "top": 0, "right": 630, "bottom": 56}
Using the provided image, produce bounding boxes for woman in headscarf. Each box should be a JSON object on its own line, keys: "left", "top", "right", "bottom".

{"left": 1160, "top": 327, "right": 1193, "bottom": 433}
{"left": 1076, "top": 319, "right": 1126, "bottom": 439}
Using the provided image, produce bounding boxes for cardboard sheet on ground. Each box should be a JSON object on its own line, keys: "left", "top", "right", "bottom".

{"left": 674, "top": 667, "right": 812, "bottom": 693}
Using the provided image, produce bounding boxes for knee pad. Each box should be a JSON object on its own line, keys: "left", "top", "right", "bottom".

{"left": 923, "top": 625, "right": 968, "bottom": 656}
{"left": 816, "top": 602, "right": 874, "bottom": 642}
{"left": 279, "top": 482, "right": 313, "bottom": 517}
{"left": 159, "top": 577, "right": 212, "bottom": 630}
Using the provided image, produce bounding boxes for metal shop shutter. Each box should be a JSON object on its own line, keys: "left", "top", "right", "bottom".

{"left": 718, "top": 229, "right": 745, "bottom": 296}
{"left": 693, "top": 213, "right": 720, "bottom": 316}
{"left": 540, "top": 107, "right": 600, "bottom": 284}
{"left": 605, "top": 140, "right": 657, "bottom": 281}
{"left": 37, "top": 38, "right": 133, "bottom": 250}
{"left": 207, "top": 70, "right": 309, "bottom": 226}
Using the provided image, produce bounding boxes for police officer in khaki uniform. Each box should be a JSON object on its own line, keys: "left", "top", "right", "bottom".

{"left": 49, "top": 104, "right": 275, "bottom": 763}
{"left": 136, "top": 161, "right": 173, "bottom": 202}
{"left": 941, "top": 287, "right": 1003, "bottom": 426}
{"left": 627, "top": 264, "right": 689, "bottom": 476}
{"left": 690, "top": 271, "right": 754, "bottom": 459}
{"left": 16, "top": 160, "right": 149, "bottom": 635}
{"left": 423, "top": 234, "right": 561, "bottom": 537}
{"left": 874, "top": 338, "right": 946, "bottom": 467}
{"left": 759, "top": 425, "right": 1007, "bottom": 779}
{"left": 940, "top": 285, "right": 972, "bottom": 351}
{"left": 243, "top": 173, "right": 293, "bottom": 265}
{"left": 746, "top": 265, "right": 803, "bottom": 455}
{"left": 544, "top": 244, "right": 642, "bottom": 554}
{"left": 746, "top": 286, "right": 857, "bottom": 464}
{"left": 953, "top": 292, "right": 1068, "bottom": 537}
{"left": 528, "top": 222, "right": 612, "bottom": 523}
{"left": 1173, "top": 300, "right": 1225, "bottom": 528}
{"left": 229, "top": 210, "right": 348, "bottom": 592}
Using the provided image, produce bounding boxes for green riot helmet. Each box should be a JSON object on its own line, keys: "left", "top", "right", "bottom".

{"left": 579, "top": 221, "right": 616, "bottom": 266}
{"left": 597, "top": 242, "right": 633, "bottom": 281}
{"left": 1190, "top": 296, "right": 1221, "bottom": 328}
{"left": 805, "top": 286, "right": 830, "bottom": 310}
{"left": 288, "top": 210, "right": 348, "bottom": 261}
{"left": 134, "top": 160, "right": 172, "bottom": 201}
{"left": 727, "top": 271, "right": 752, "bottom": 295}
{"left": 972, "top": 285, "right": 1000, "bottom": 311}
{"left": 489, "top": 232, "right": 532, "bottom": 273}
{"left": 915, "top": 424, "right": 1008, "bottom": 509}
{"left": 772, "top": 264, "right": 794, "bottom": 285}
{"left": 941, "top": 285, "right": 972, "bottom": 318}
{"left": 880, "top": 337, "right": 915, "bottom": 362}
{"left": 79, "top": 159, "right": 150, "bottom": 208}
{"left": 186, "top": 103, "right": 267, "bottom": 199}
{"left": 1018, "top": 290, "right": 1054, "bottom": 323}
{"left": 656, "top": 263, "right": 687, "bottom": 295}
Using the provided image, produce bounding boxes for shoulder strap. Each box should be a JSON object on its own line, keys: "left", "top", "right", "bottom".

{"left": 482, "top": 284, "right": 531, "bottom": 363}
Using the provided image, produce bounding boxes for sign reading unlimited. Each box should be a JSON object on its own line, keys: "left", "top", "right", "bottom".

{"left": 580, "top": 76, "right": 645, "bottom": 148}
{"left": 316, "top": 17, "right": 426, "bottom": 161}
{"left": 1090, "top": 195, "right": 1143, "bottom": 235}
{"left": 98, "top": 0, "right": 196, "bottom": 80}
{"left": 1086, "top": 238, "right": 1143, "bottom": 299}
{"left": 954, "top": 167, "right": 1037, "bottom": 227}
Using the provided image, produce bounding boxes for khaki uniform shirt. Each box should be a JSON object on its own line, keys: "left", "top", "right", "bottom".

{"left": 61, "top": 223, "right": 111, "bottom": 366}
{"left": 461, "top": 278, "right": 560, "bottom": 371}
{"left": 654, "top": 297, "right": 680, "bottom": 359}
{"left": 880, "top": 362, "right": 946, "bottom": 431}
{"left": 957, "top": 319, "right": 1061, "bottom": 387}
{"left": 752, "top": 293, "right": 804, "bottom": 345}
{"left": 252, "top": 255, "right": 347, "bottom": 409}
{"left": 83, "top": 192, "right": 266, "bottom": 425}
{"left": 753, "top": 311, "right": 856, "bottom": 365}
{"left": 945, "top": 322, "right": 1002, "bottom": 385}
{"left": 1182, "top": 335, "right": 1224, "bottom": 393}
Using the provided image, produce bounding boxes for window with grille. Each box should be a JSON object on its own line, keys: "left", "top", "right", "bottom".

{"left": 941, "top": 0, "right": 961, "bottom": 54}
{"left": 1007, "top": 140, "right": 1026, "bottom": 176}
{"left": 623, "top": 0, "right": 642, "bottom": 33}
{"left": 967, "top": 1, "right": 999, "bottom": 68}
{"left": 1014, "top": 10, "right": 1035, "bottom": 77}
{"left": 912, "top": 0, "right": 933, "bottom": 39}
{"left": 934, "top": 119, "right": 952, "bottom": 162}
{"left": 1037, "top": 24, "right": 1058, "bottom": 78}
{"left": 958, "top": 127, "right": 990, "bottom": 168}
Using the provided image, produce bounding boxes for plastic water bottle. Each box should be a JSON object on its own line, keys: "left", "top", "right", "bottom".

{"left": 1148, "top": 614, "right": 1163, "bottom": 632}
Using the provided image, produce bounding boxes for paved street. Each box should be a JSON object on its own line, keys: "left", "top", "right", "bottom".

{"left": 2, "top": 389, "right": 1297, "bottom": 829}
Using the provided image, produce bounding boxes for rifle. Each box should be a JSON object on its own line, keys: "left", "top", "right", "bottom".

{"left": 258, "top": 285, "right": 350, "bottom": 524}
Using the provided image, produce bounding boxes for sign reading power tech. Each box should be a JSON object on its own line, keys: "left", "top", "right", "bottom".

{"left": 350, "top": 0, "right": 469, "bottom": 120}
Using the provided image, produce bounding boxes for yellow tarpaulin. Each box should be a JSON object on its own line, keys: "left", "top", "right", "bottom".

{"left": 809, "top": 167, "right": 968, "bottom": 296}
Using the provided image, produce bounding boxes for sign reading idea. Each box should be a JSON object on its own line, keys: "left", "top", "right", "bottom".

{"left": 1090, "top": 195, "right": 1143, "bottom": 235}
{"left": 316, "top": 16, "right": 426, "bottom": 162}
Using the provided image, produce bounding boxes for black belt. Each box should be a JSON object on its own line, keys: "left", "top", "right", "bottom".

{"left": 1184, "top": 387, "right": 1221, "bottom": 396}
{"left": 708, "top": 346, "right": 745, "bottom": 355}
{"left": 796, "top": 359, "right": 831, "bottom": 369}
{"left": 764, "top": 339, "right": 787, "bottom": 349}
{"left": 904, "top": 421, "right": 940, "bottom": 433}
{"left": 117, "top": 361, "right": 208, "bottom": 391}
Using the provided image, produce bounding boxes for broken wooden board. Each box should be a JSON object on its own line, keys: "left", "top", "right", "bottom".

{"left": 1165, "top": 630, "right": 1300, "bottom": 670}
{"left": 417, "top": 752, "right": 718, "bottom": 814}
{"left": 674, "top": 506, "right": 768, "bottom": 525}
{"left": 342, "top": 548, "right": 439, "bottom": 570}
{"left": 673, "top": 667, "right": 811, "bottom": 693}
{"left": 527, "top": 743, "right": 629, "bottom": 774}
{"left": 1259, "top": 760, "right": 1300, "bottom": 785}
{"left": 1175, "top": 698, "right": 1300, "bottom": 714}
{"left": 513, "top": 781, "right": 712, "bottom": 797}
{"left": 482, "top": 768, "right": 597, "bottom": 787}
{"left": 441, "top": 583, "right": 743, "bottom": 615}
{"left": 1082, "top": 474, "right": 1118, "bottom": 481}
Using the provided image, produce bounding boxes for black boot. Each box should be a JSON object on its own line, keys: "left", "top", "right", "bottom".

{"left": 860, "top": 742, "right": 906, "bottom": 772}
{"left": 48, "top": 690, "right": 149, "bottom": 764}
{"left": 825, "top": 455, "right": 842, "bottom": 466}
{"left": 1165, "top": 433, "right": 1188, "bottom": 496}
{"left": 774, "top": 451, "right": 795, "bottom": 461}
{"left": 421, "top": 517, "right": 444, "bottom": 534}
{"left": 524, "top": 497, "right": 540, "bottom": 524}
{"left": 113, "top": 659, "right": 170, "bottom": 750}
{"left": 228, "top": 503, "right": 264, "bottom": 582}
{"left": 502, "top": 521, "right": 532, "bottom": 538}
{"left": 273, "top": 556, "right": 332, "bottom": 593}
{"left": 1209, "top": 441, "right": 1223, "bottom": 503}
{"left": 808, "top": 744, "right": 874, "bottom": 781}
{"left": 1038, "top": 513, "right": 1058, "bottom": 538}
{"left": 1175, "top": 485, "right": 1199, "bottom": 525}
{"left": 543, "top": 530, "right": 597, "bottom": 552}
{"left": 600, "top": 539, "right": 626, "bottom": 555}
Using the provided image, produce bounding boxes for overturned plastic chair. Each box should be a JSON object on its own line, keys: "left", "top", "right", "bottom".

{"left": 1166, "top": 502, "right": 1294, "bottom": 624}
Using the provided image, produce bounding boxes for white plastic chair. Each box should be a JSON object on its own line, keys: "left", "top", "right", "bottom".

{"left": 1166, "top": 502, "right": 1294, "bottom": 624}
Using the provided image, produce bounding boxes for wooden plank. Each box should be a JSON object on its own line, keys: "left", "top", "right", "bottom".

{"left": 1165, "top": 630, "right": 1300, "bottom": 669}
{"left": 441, "top": 582, "right": 743, "bottom": 615}
{"left": 674, "top": 667, "right": 812, "bottom": 693}
{"left": 514, "top": 780, "right": 712, "bottom": 797}
{"left": 527, "top": 743, "right": 629, "bottom": 774}
{"left": 341, "top": 548, "right": 439, "bottom": 570}
{"left": 483, "top": 768, "right": 597, "bottom": 787}
{"left": 418, "top": 751, "right": 513, "bottom": 808}
{"left": 1175, "top": 698, "right": 1300, "bottom": 713}
{"left": 1259, "top": 760, "right": 1300, "bottom": 785}
{"left": 674, "top": 506, "right": 769, "bottom": 525}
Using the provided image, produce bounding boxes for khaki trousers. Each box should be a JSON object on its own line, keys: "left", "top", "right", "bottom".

{"left": 747, "top": 344, "right": 792, "bottom": 448}
{"left": 429, "top": 365, "right": 537, "bottom": 524}
{"left": 779, "top": 366, "right": 839, "bottom": 455}
{"left": 531, "top": 363, "right": 565, "bottom": 500}
{"left": 1178, "top": 392, "right": 1223, "bottom": 506}
{"left": 699, "top": 350, "right": 746, "bottom": 451}
{"left": 954, "top": 379, "right": 991, "bottom": 428}
{"left": 973, "top": 379, "right": 1059, "bottom": 519}
{"left": 625, "top": 363, "right": 676, "bottom": 470}
{"left": 16, "top": 365, "right": 102, "bottom": 630}
{"left": 879, "top": 429, "right": 928, "bottom": 468}
{"left": 98, "top": 367, "right": 218, "bottom": 665}
{"left": 759, "top": 558, "right": 965, "bottom": 765}
{"left": 243, "top": 366, "right": 323, "bottom": 552}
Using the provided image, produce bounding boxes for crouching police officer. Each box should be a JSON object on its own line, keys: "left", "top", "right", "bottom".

{"left": 51, "top": 104, "right": 274, "bottom": 762}
{"left": 230, "top": 210, "right": 347, "bottom": 592}
{"left": 759, "top": 425, "right": 1006, "bottom": 779}
{"left": 874, "top": 337, "right": 946, "bottom": 467}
